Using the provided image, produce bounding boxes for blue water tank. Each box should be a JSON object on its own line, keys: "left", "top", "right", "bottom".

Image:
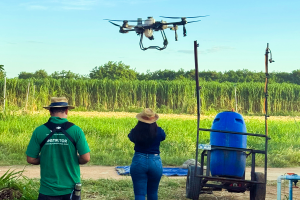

{"left": 210, "top": 111, "right": 247, "bottom": 178}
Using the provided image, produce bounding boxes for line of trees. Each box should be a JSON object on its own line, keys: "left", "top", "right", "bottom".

{"left": 3, "top": 61, "right": 300, "bottom": 84}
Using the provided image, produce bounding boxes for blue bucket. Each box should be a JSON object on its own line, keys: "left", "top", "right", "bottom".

{"left": 210, "top": 111, "right": 247, "bottom": 178}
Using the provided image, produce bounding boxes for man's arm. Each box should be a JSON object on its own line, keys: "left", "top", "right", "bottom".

{"left": 27, "top": 156, "right": 40, "bottom": 165}
{"left": 78, "top": 152, "right": 90, "bottom": 164}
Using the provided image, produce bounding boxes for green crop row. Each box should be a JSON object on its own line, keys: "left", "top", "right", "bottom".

{"left": 1, "top": 79, "right": 300, "bottom": 115}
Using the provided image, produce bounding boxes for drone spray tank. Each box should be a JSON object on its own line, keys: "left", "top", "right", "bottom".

{"left": 144, "top": 17, "right": 155, "bottom": 40}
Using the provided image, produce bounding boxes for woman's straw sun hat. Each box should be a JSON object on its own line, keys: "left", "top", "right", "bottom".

{"left": 136, "top": 108, "right": 159, "bottom": 124}
{"left": 43, "top": 97, "right": 75, "bottom": 110}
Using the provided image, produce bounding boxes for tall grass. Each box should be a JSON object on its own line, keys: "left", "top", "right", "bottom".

{"left": 1, "top": 79, "right": 300, "bottom": 115}
{"left": 0, "top": 112, "right": 299, "bottom": 167}
{"left": 0, "top": 169, "right": 39, "bottom": 199}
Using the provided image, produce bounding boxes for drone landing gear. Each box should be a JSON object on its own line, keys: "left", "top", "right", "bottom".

{"left": 139, "top": 30, "right": 168, "bottom": 51}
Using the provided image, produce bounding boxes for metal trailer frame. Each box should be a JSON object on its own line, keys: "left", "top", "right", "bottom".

{"left": 188, "top": 41, "right": 273, "bottom": 200}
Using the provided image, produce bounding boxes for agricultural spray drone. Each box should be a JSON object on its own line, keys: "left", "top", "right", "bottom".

{"left": 104, "top": 15, "right": 209, "bottom": 51}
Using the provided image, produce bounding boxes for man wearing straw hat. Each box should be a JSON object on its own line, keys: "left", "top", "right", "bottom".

{"left": 26, "top": 97, "right": 90, "bottom": 200}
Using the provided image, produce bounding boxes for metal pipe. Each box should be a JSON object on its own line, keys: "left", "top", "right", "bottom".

{"left": 289, "top": 180, "right": 293, "bottom": 200}
{"left": 194, "top": 40, "right": 201, "bottom": 175}
{"left": 264, "top": 43, "right": 270, "bottom": 187}
{"left": 199, "top": 128, "right": 269, "bottom": 138}
{"left": 277, "top": 175, "right": 300, "bottom": 200}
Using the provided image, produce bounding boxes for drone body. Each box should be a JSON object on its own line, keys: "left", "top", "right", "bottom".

{"left": 105, "top": 15, "right": 208, "bottom": 50}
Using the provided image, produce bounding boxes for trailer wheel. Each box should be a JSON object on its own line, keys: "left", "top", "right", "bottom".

{"left": 186, "top": 165, "right": 202, "bottom": 200}
{"left": 250, "top": 172, "right": 266, "bottom": 200}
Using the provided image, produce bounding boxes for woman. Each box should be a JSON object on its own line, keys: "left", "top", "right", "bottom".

{"left": 128, "top": 108, "right": 166, "bottom": 200}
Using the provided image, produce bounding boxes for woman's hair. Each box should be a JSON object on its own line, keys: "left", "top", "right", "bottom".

{"left": 131, "top": 121, "right": 157, "bottom": 148}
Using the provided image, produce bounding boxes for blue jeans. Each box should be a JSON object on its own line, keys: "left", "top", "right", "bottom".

{"left": 130, "top": 152, "right": 163, "bottom": 200}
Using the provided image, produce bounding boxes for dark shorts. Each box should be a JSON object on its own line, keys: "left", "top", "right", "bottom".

{"left": 38, "top": 193, "right": 71, "bottom": 200}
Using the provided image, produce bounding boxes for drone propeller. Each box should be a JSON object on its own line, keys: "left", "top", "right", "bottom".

{"left": 187, "top": 20, "right": 202, "bottom": 23}
{"left": 104, "top": 19, "right": 139, "bottom": 22}
{"left": 159, "top": 15, "right": 209, "bottom": 19}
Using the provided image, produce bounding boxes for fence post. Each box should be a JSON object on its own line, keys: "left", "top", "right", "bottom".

{"left": 3, "top": 77, "right": 6, "bottom": 112}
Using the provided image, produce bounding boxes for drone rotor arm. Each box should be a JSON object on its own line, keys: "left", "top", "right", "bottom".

{"left": 162, "top": 21, "right": 184, "bottom": 26}
{"left": 142, "top": 25, "right": 153, "bottom": 29}
{"left": 108, "top": 21, "right": 121, "bottom": 27}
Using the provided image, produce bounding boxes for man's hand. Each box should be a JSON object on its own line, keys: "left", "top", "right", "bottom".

{"left": 78, "top": 152, "right": 90, "bottom": 164}
{"left": 27, "top": 156, "right": 40, "bottom": 165}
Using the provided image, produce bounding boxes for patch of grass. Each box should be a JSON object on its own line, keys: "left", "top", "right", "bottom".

{"left": 1, "top": 112, "right": 300, "bottom": 167}
{"left": 0, "top": 169, "right": 40, "bottom": 200}
{"left": 0, "top": 172, "right": 187, "bottom": 200}
{"left": 0, "top": 169, "right": 288, "bottom": 200}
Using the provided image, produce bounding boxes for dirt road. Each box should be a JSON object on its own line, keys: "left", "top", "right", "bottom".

{"left": 1, "top": 165, "right": 300, "bottom": 199}
{"left": 1, "top": 165, "right": 299, "bottom": 180}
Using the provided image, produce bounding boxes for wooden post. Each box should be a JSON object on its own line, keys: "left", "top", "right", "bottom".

{"left": 3, "top": 77, "right": 6, "bottom": 112}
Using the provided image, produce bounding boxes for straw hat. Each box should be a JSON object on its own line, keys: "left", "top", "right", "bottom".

{"left": 136, "top": 108, "right": 159, "bottom": 124}
{"left": 43, "top": 97, "right": 75, "bottom": 110}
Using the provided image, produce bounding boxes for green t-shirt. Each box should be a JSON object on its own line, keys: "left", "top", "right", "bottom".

{"left": 26, "top": 117, "right": 90, "bottom": 196}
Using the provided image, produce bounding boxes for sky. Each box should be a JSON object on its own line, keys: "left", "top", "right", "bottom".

{"left": 0, "top": 0, "right": 299, "bottom": 78}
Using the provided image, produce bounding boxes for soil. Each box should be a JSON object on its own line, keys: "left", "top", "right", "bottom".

{"left": 1, "top": 165, "right": 300, "bottom": 199}
{"left": 0, "top": 188, "right": 22, "bottom": 200}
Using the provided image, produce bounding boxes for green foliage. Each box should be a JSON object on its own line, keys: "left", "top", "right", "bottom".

{"left": 0, "top": 176, "right": 187, "bottom": 200}
{"left": 18, "top": 70, "right": 49, "bottom": 79}
{"left": 0, "top": 65, "right": 6, "bottom": 79}
{"left": 34, "top": 69, "right": 48, "bottom": 79}
{"left": 18, "top": 69, "right": 87, "bottom": 80}
{"left": 139, "top": 68, "right": 186, "bottom": 81}
{"left": 12, "top": 62, "right": 300, "bottom": 85}
{"left": 81, "top": 177, "right": 187, "bottom": 199}
{"left": 18, "top": 72, "right": 35, "bottom": 79}
{"left": 1, "top": 112, "right": 299, "bottom": 168}
{"left": 2, "top": 79, "right": 300, "bottom": 115}
{"left": 90, "top": 61, "right": 137, "bottom": 80}
{"left": 51, "top": 70, "right": 87, "bottom": 79}
{"left": 0, "top": 169, "right": 39, "bottom": 199}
